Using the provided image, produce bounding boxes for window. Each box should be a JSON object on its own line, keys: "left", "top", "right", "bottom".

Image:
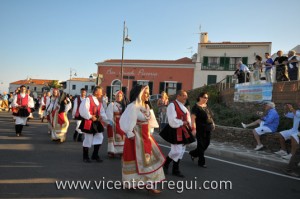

{"left": 166, "top": 82, "right": 177, "bottom": 95}
{"left": 208, "top": 57, "right": 219, "bottom": 65}
{"left": 207, "top": 75, "right": 217, "bottom": 85}
{"left": 91, "top": 85, "right": 95, "bottom": 91}
{"left": 132, "top": 80, "right": 153, "bottom": 95}
{"left": 72, "top": 85, "right": 76, "bottom": 90}
{"left": 85, "top": 85, "right": 88, "bottom": 91}
{"left": 34, "top": 87, "right": 37, "bottom": 91}
{"left": 230, "top": 57, "right": 242, "bottom": 65}
{"left": 159, "top": 82, "right": 182, "bottom": 95}
{"left": 135, "top": 80, "right": 147, "bottom": 86}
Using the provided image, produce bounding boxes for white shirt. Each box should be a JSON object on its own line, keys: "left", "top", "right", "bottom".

{"left": 167, "top": 100, "right": 191, "bottom": 128}
{"left": 79, "top": 95, "right": 108, "bottom": 122}
{"left": 72, "top": 96, "right": 86, "bottom": 118}
{"left": 106, "top": 102, "right": 123, "bottom": 121}
{"left": 12, "top": 93, "right": 34, "bottom": 108}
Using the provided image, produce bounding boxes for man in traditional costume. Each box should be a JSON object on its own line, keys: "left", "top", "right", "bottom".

{"left": 120, "top": 85, "right": 165, "bottom": 194}
{"left": 39, "top": 91, "right": 50, "bottom": 122}
{"left": 11, "top": 85, "right": 34, "bottom": 136}
{"left": 72, "top": 88, "right": 87, "bottom": 142}
{"left": 160, "top": 90, "right": 195, "bottom": 178}
{"left": 79, "top": 86, "right": 111, "bottom": 163}
{"left": 49, "top": 91, "right": 72, "bottom": 142}
{"left": 105, "top": 90, "right": 127, "bottom": 158}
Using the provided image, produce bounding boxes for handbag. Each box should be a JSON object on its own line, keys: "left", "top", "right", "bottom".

{"left": 83, "top": 120, "right": 92, "bottom": 130}
{"left": 206, "top": 121, "right": 215, "bottom": 132}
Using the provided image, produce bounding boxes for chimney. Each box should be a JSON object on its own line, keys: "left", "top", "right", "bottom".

{"left": 200, "top": 32, "right": 208, "bottom": 43}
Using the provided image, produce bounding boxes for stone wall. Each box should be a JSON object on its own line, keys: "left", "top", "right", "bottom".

{"left": 213, "top": 81, "right": 299, "bottom": 151}
{"left": 153, "top": 81, "right": 298, "bottom": 151}
{"left": 213, "top": 125, "right": 291, "bottom": 153}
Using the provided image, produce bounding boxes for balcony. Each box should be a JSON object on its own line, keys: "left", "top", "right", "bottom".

{"left": 201, "top": 64, "right": 253, "bottom": 71}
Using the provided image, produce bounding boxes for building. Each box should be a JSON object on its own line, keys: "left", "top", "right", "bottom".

{"left": 96, "top": 58, "right": 195, "bottom": 101}
{"left": 63, "top": 78, "right": 96, "bottom": 96}
{"left": 9, "top": 79, "right": 55, "bottom": 98}
{"left": 193, "top": 32, "right": 272, "bottom": 88}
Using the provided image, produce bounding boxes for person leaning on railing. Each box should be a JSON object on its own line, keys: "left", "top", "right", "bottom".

{"left": 234, "top": 61, "right": 250, "bottom": 83}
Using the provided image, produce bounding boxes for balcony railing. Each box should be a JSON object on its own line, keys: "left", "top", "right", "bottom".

{"left": 201, "top": 64, "right": 253, "bottom": 71}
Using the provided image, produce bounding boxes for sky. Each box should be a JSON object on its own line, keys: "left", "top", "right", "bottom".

{"left": 1, "top": 0, "right": 299, "bottom": 93}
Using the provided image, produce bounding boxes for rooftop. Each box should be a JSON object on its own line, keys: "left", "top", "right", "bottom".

{"left": 97, "top": 57, "right": 193, "bottom": 65}
{"left": 10, "top": 79, "right": 56, "bottom": 85}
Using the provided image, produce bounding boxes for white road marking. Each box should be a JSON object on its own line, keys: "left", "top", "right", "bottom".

{"left": 158, "top": 143, "right": 300, "bottom": 181}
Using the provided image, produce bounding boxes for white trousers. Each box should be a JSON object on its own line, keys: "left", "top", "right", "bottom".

{"left": 168, "top": 144, "right": 186, "bottom": 162}
{"left": 83, "top": 132, "right": 103, "bottom": 148}
{"left": 15, "top": 116, "right": 27, "bottom": 125}
{"left": 75, "top": 120, "right": 83, "bottom": 134}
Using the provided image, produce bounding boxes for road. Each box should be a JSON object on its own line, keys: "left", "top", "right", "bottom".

{"left": 0, "top": 111, "right": 299, "bottom": 199}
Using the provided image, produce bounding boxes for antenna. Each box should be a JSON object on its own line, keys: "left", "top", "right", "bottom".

{"left": 194, "top": 24, "right": 202, "bottom": 35}
{"left": 187, "top": 47, "right": 193, "bottom": 57}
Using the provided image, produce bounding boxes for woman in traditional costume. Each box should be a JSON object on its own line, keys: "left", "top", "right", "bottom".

{"left": 48, "top": 90, "right": 72, "bottom": 142}
{"left": 105, "top": 90, "right": 127, "bottom": 158}
{"left": 120, "top": 85, "right": 165, "bottom": 194}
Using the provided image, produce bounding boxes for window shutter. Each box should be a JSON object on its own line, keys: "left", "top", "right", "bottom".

{"left": 225, "top": 57, "right": 230, "bottom": 70}
{"left": 242, "top": 57, "right": 248, "bottom": 65}
{"left": 106, "top": 86, "right": 111, "bottom": 102}
{"left": 159, "top": 82, "right": 165, "bottom": 93}
{"left": 132, "top": 81, "right": 137, "bottom": 88}
{"left": 220, "top": 57, "right": 225, "bottom": 67}
{"left": 176, "top": 83, "right": 182, "bottom": 91}
{"left": 203, "top": 56, "right": 208, "bottom": 66}
{"left": 207, "top": 75, "right": 217, "bottom": 85}
{"left": 122, "top": 86, "right": 127, "bottom": 97}
{"left": 148, "top": 81, "right": 153, "bottom": 95}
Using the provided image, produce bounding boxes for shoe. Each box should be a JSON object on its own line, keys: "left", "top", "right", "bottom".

{"left": 241, "top": 123, "right": 247, "bottom": 129}
{"left": 282, "top": 154, "right": 292, "bottom": 160}
{"left": 254, "top": 144, "right": 263, "bottom": 151}
{"left": 282, "top": 168, "right": 300, "bottom": 178}
{"left": 83, "top": 158, "right": 91, "bottom": 163}
{"left": 189, "top": 153, "right": 195, "bottom": 162}
{"left": 16, "top": 133, "right": 20, "bottom": 137}
{"left": 198, "top": 164, "right": 207, "bottom": 168}
{"left": 146, "top": 188, "right": 162, "bottom": 194}
{"left": 274, "top": 150, "right": 288, "bottom": 156}
{"left": 92, "top": 157, "right": 103, "bottom": 163}
{"left": 172, "top": 172, "right": 185, "bottom": 178}
{"left": 108, "top": 153, "right": 115, "bottom": 158}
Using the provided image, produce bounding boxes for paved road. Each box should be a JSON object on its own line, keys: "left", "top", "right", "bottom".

{"left": 0, "top": 111, "right": 299, "bottom": 199}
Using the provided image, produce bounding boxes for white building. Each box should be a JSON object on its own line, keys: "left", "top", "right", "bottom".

{"left": 63, "top": 78, "right": 96, "bottom": 96}
{"left": 9, "top": 79, "right": 55, "bottom": 98}
{"left": 193, "top": 32, "right": 272, "bottom": 88}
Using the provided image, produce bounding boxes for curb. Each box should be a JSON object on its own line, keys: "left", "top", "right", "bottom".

{"left": 152, "top": 132, "right": 289, "bottom": 169}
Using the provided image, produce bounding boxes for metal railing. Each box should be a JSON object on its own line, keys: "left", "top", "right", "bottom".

{"left": 202, "top": 64, "right": 253, "bottom": 71}
{"left": 216, "top": 75, "right": 236, "bottom": 92}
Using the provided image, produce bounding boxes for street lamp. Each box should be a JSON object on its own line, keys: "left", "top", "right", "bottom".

{"left": 69, "top": 68, "right": 77, "bottom": 94}
{"left": 120, "top": 21, "right": 131, "bottom": 91}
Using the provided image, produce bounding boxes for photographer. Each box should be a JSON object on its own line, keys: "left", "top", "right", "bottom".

{"left": 274, "top": 102, "right": 300, "bottom": 160}
{"left": 283, "top": 101, "right": 300, "bottom": 177}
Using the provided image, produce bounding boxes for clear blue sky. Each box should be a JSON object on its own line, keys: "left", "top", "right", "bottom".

{"left": 1, "top": 0, "right": 299, "bottom": 93}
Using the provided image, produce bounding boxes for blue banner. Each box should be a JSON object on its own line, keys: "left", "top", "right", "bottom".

{"left": 234, "top": 82, "right": 273, "bottom": 102}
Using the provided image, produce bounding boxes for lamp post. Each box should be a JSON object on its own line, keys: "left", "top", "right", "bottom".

{"left": 69, "top": 68, "right": 77, "bottom": 95}
{"left": 120, "top": 21, "right": 131, "bottom": 91}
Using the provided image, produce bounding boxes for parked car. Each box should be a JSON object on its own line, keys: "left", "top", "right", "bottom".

{"left": 149, "top": 94, "right": 161, "bottom": 102}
